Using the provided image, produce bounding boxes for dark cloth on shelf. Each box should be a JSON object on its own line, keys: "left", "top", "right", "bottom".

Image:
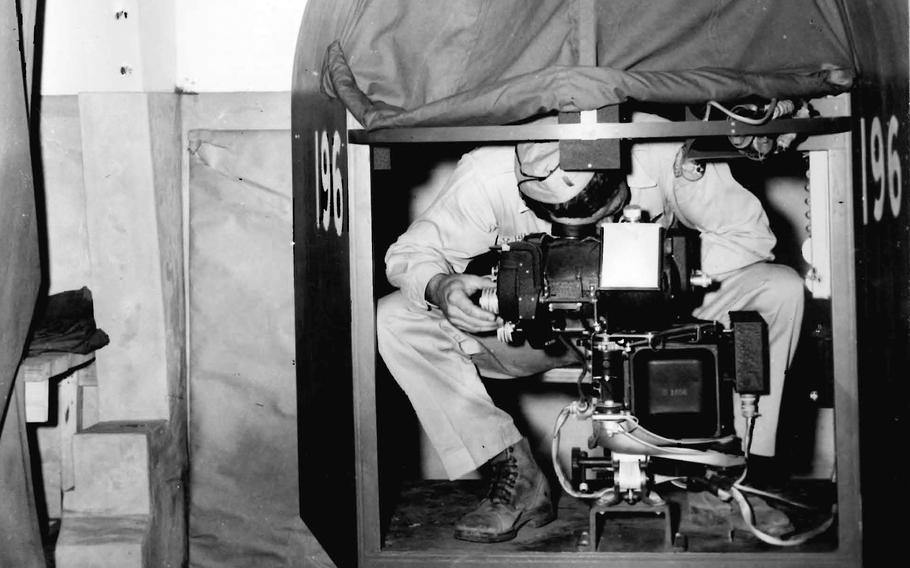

{"left": 26, "top": 287, "right": 110, "bottom": 357}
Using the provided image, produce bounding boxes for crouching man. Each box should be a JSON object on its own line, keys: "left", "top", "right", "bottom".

{"left": 376, "top": 113, "right": 803, "bottom": 543}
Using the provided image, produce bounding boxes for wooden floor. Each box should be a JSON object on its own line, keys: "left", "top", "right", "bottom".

{"left": 382, "top": 479, "right": 838, "bottom": 555}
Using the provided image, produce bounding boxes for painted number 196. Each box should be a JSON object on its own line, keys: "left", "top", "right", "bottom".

{"left": 861, "top": 115, "right": 903, "bottom": 224}
{"left": 315, "top": 130, "right": 344, "bottom": 235}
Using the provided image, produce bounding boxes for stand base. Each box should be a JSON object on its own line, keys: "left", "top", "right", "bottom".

{"left": 588, "top": 491, "right": 683, "bottom": 552}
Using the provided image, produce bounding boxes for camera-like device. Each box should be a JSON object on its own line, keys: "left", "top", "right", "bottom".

{"left": 474, "top": 207, "right": 770, "bottom": 524}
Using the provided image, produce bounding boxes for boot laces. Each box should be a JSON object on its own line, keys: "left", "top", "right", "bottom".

{"left": 487, "top": 449, "right": 519, "bottom": 504}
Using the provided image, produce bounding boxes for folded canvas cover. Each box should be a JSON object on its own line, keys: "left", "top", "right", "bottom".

{"left": 321, "top": 0, "right": 855, "bottom": 129}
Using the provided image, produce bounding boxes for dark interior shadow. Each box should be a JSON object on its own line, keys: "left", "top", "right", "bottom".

{"left": 732, "top": 155, "right": 833, "bottom": 476}
{"left": 371, "top": 143, "right": 477, "bottom": 541}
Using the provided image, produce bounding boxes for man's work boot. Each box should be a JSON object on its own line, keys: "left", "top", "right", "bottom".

{"left": 688, "top": 490, "right": 794, "bottom": 538}
{"left": 454, "top": 438, "right": 556, "bottom": 543}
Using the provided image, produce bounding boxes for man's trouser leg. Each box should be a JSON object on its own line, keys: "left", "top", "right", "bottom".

{"left": 377, "top": 291, "right": 575, "bottom": 480}
{"left": 692, "top": 262, "right": 805, "bottom": 458}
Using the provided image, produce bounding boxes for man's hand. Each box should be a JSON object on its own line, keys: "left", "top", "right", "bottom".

{"left": 426, "top": 273, "right": 502, "bottom": 333}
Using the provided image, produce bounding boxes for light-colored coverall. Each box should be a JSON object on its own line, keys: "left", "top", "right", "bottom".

{"left": 377, "top": 129, "right": 804, "bottom": 481}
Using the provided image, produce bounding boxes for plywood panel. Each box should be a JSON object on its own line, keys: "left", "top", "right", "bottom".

{"left": 188, "top": 128, "right": 331, "bottom": 567}
{"left": 78, "top": 93, "right": 175, "bottom": 421}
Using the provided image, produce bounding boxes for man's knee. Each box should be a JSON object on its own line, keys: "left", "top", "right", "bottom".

{"left": 376, "top": 292, "right": 411, "bottom": 337}
{"left": 377, "top": 291, "right": 449, "bottom": 349}
{"left": 761, "top": 264, "right": 805, "bottom": 313}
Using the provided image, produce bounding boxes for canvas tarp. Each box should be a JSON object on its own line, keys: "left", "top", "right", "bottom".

{"left": 188, "top": 129, "right": 334, "bottom": 568}
{"left": 1, "top": 0, "right": 45, "bottom": 566}
{"left": 320, "top": 0, "right": 855, "bottom": 129}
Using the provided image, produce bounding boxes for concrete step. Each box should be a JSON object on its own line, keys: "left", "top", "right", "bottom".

{"left": 56, "top": 420, "right": 182, "bottom": 568}
{"left": 54, "top": 515, "right": 149, "bottom": 568}
{"left": 63, "top": 422, "right": 165, "bottom": 516}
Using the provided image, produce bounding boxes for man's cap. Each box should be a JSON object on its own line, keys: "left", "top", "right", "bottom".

{"left": 514, "top": 141, "right": 595, "bottom": 204}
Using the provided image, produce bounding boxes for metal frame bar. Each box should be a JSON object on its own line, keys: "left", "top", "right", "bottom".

{"left": 822, "top": 124, "right": 862, "bottom": 562}
{"left": 807, "top": 152, "right": 833, "bottom": 299}
{"left": 347, "top": 113, "right": 382, "bottom": 559}
{"left": 349, "top": 117, "right": 850, "bottom": 145}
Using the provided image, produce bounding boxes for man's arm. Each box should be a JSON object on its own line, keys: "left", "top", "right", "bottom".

{"left": 633, "top": 139, "right": 777, "bottom": 278}
{"left": 629, "top": 114, "right": 777, "bottom": 278}
{"left": 385, "top": 149, "right": 512, "bottom": 321}
{"left": 425, "top": 273, "right": 502, "bottom": 333}
{"left": 669, "top": 158, "right": 777, "bottom": 278}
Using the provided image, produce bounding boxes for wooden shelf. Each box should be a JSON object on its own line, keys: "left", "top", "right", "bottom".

{"left": 20, "top": 352, "right": 95, "bottom": 423}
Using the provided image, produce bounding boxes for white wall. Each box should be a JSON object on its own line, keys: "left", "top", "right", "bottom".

{"left": 41, "top": 0, "right": 175, "bottom": 94}
{"left": 175, "top": 0, "right": 307, "bottom": 92}
{"left": 41, "top": 0, "right": 307, "bottom": 95}
{"left": 36, "top": 1, "right": 309, "bottom": 421}
{"left": 39, "top": 0, "right": 309, "bottom": 291}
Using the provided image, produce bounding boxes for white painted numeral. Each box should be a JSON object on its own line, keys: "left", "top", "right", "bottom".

{"left": 887, "top": 115, "right": 902, "bottom": 218}
{"left": 870, "top": 116, "right": 886, "bottom": 222}
{"left": 862, "top": 114, "right": 903, "bottom": 224}
{"left": 314, "top": 129, "right": 345, "bottom": 235}
{"left": 332, "top": 131, "right": 344, "bottom": 236}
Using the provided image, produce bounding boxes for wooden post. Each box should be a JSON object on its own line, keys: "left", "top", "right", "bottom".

{"left": 559, "top": 0, "right": 624, "bottom": 171}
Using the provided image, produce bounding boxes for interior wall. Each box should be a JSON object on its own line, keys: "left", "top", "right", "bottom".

{"left": 40, "top": 0, "right": 176, "bottom": 95}
{"left": 77, "top": 92, "right": 182, "bottom": 421}
{"left": 37, "top": 0, "right": 309, "bottom": 95}
{"left": 39, "top": 0, "right": 309, "bottom": 292}
{"left": 38, "top": 96, "right": 90, "bottom": 296}
{"left": 186, "top": 128, "right": 300, "bottom": 566}
{"left": 180, "top": 93, "right": 332, "bottom": 567}
{"left": 34, "top": 2, "right": 314, "bottom": 564}
{"left": 36, "top": 0, "right": 312, "bottom": 421}
{"left": 175, "top": 0, "right": 307, "bottom": 92}
{"left": 35, "top": 88, "right": 334, "bottom": 564}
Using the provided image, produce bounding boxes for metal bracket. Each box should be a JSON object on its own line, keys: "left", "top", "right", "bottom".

{"left": 588, "top": 490, "right": 681, "bottom": 552}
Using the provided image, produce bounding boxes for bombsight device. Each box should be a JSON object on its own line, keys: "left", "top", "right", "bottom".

{"left": 469, "top": 206, "right": 771, "bottom": 548}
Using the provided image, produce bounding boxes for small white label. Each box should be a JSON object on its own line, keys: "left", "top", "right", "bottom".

{"left": 600, "top": 224, "right": 662, "bottom": 289}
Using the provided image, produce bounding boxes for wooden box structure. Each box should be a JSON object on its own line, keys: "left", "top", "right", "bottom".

{"left": 291, "top": 2, "right": 910, "bottom": 567}
{"left": 296, "top": 97, "right": 861, "bottom": 568}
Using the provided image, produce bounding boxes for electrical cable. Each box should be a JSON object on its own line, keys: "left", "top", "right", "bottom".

{"left": 734, "top": 411, "right": 755, "bottom": 485}
{"left": 617, "top": 429, "right": 732, "bottom": 458}
{"left": 734, "top": 484, "right": 816, "bottom": 511}
{"left": 558, "top": 334, "right": 588, "bottom": 403}
{"left": 726, "top": 486, "right": 836, "bottom": 546}
{"left": 705, "top": 99, "right": 779, "bottom": 125}
{"left": 551, "top": 403, "right": 613, "bottom": 500}
{"left": 608, "top": 416, "right": 736, "bottom": 455}
{"left": 723, "top": 397, "right": 837, "bottom": 545}
{"left": 630, "top": 426, "right": 737, "bottom": 447}
{"left": 549, "top": 381, "right": 837, "bottom": 546}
